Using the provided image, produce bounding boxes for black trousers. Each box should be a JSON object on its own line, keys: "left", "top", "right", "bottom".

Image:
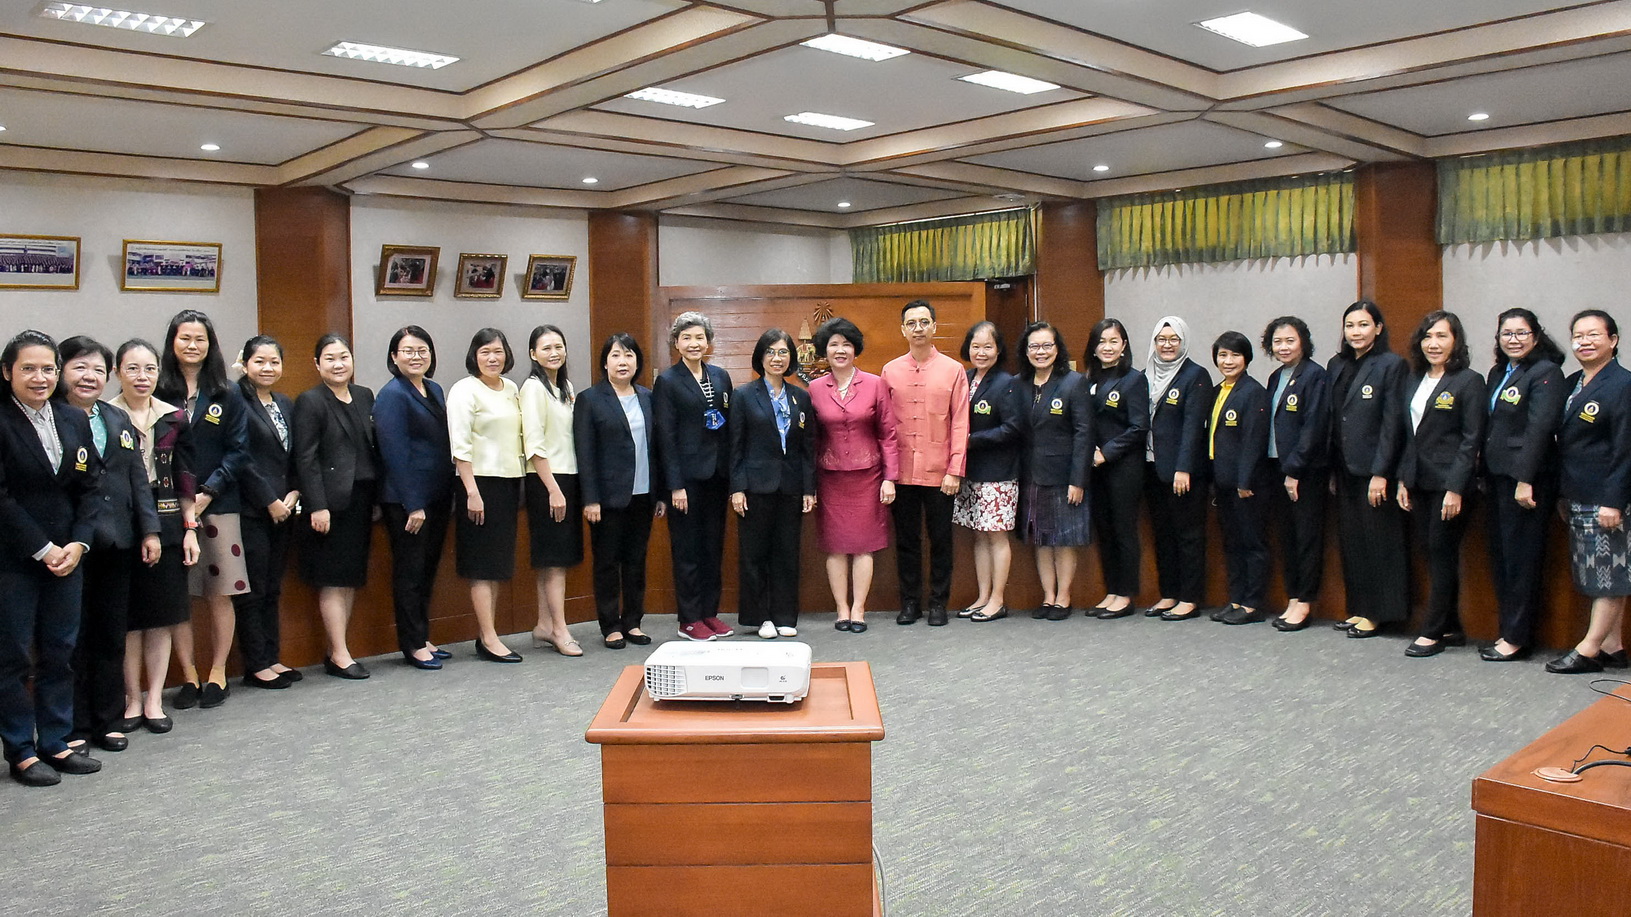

{"left": 737, "top": 492, "right": 803, "bottom": 627}
{"left": 0, "top": 568, "right": 81, "bottom": 764}
{"left": 1411, "top": 489, "right": 1470, "bottom": 638}
{"left": 1216, "top": 480, "right": 1270, "bottom": 609}
{"left": 590, "top": 495, "right": 653, "bottom": 636}
{"left": 74, "top": 547, "right": 133, "bottom": 737}
{"left": 667, "top": 474, "right": 728, "bottom": 624}
{"left": 1270, "top": 468, "right": 1328, "bottom": 601}
{"left": 383, "top": 498, "right": 451, "bottom": 655}
{"left": 1335, "top": 472, "right": 1409, "bottom": 623}
{"left": 891, "top": 483, "right": 955, "bottom": 607}
{"left": 1144, "top": 464, "right": 1207, "bottom": 604}
{"left": 1090, "top": 456, "right": 1142, "bottom": 596}
{"left": 233, "top": 509, "right": 293, "bottom": 674}
{"left": 1484, "top": 474, "right": 1553, "bottom": 647}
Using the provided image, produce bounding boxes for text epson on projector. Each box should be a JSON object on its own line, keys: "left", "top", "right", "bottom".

{"left": 644, "top": 641, "right": 812, "bottom": 703}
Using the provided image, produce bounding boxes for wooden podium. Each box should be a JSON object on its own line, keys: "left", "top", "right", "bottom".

{"left": 585, "top": 661, "right": 885, "bottom": 917}
{"left": 1471, "top": 686, "right": 1631, "bottom": 915}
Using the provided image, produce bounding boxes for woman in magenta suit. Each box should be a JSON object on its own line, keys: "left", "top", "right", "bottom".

{"left": 808, "top": 317, "right": 899, "bottom": 634}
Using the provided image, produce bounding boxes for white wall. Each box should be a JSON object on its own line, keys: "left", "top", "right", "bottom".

{"left": 0, "top": 172, "right": 258, "bottom": 364}
{"left": 658, "top": 216, "right": 851, "bottom": 286}
{"left": 350, "top": 197, "right": 591, "bottom": 392}
{"left": 1103, "top": 254, "right": 1358, "bottom": 377}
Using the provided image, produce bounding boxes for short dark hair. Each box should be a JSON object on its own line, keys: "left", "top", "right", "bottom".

{"left": 241, "top": 334, "right": 283, "bottom": 365}
{"left": 158, "top": 309, "right": 228, "bottom": 401}
{"left": 116, "top": 338, "right": 159, "bottom": 369}
{"left": 314, "top": 333, "right": 353, "bottom": 362}
{"left": 2, "top": 329, "right": 58, "bottom": 374}
{"left": 814, "top": 317, "right": 864, "bottom": 357}
{"left": 1339, "top": 300, "right": 1390, "bottom": 359}
{"left": 901, "top": 299, "right": 936, "bottom": 322}
{"left": 528, "top": 324, "right": 571, "bottom": 403}
{"left": 599, "top": 332, "right": 644, "bottom": 381}
{"left": 1492, "top": 308, "right": 1565, "bottom": 367}
{"left": 960, "top": 321, "right": 1007, "bottom": 368}
{"left": 466, "top": 327, "right": 515, "bottom": 376}
{"left": 1571, "top": 309, "right": 1620, "bottom": 358}
{"left": 1018, "top": 321, "right": 1065, "bottom": 382}
{"left": 1261, "top": 316, "right": 1314, "bottom": 362}
{"left": 58, "top": 335, "right": 112, "bottom": 373}
{"left": 1408, "top": 311, "right": 1470, "bottom": 374}
{"left": 751, "top": 328, "right": 800, "bottom": 377}
{"left": 1212, "top": 331, "right": 1254, "bottom": 367}
{"left": 388, "top": 325, "right": 437, "bottom": 379}
{"left": 1086, "top": 318, "right": 1131, "bottom": 380}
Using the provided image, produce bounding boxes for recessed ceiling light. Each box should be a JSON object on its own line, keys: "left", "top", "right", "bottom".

{"left": 38, "top": 3, "right": 206, "bottom": 38}
{"left": 1092, "top": 164, "right": 1110, "bottom": 173}
{"left": 1264, "top": 140, "right": 1284, "bottom": 149}
{"left": 625, "top": 87, "right": 725, "bottom": 109}
{"left": 1196, "top": 12, "right": 1308, "bottom": 47}
{"left": 800, "top": 34, "right": 909, "bottom": 62}
{"left": 322, "top": 41, "right": 458, "bottom": 70}
{"left": 784, "top": 112, "right": 874, "bottom": 131}
{"left": 837, "top": 201, "right": 852, "bottom": 209}
{"left": 958, "top": 70, "right": 1060, "bottom": 95}
{"left": 1467, "top": 112, "right": 1491, "bottom": 122}
{"left": 199, "top": 143, "right": 220, "bottom": 152}
{"left": 582, "top": 177, "right": 599, "bottom": 185}
{"left": 410, "top": 161, "right": 430, "bottom": 170}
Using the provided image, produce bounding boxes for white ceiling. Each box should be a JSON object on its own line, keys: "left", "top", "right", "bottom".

{"left": 3, "top": 0, "right": 1630, "bottom": 226}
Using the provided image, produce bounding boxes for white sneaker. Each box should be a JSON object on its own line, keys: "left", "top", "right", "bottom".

{"left": 758, "top": 621, "right": 777, "bottom": 639}
{"left": 777, "top": 626, "right": 798, "bottom": 638}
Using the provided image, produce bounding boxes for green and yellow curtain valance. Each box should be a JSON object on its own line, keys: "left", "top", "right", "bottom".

{"left": 850, "top": 208, "right": 1034, "bottom": 283}
{"left": 1437, "top": 136, "right": 1631, "bottom": 245}
{"left": 1096, "top": 173, "right": 1355, "bottom": 270}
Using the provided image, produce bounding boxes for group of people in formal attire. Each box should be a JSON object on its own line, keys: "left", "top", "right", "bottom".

{"left": 3, "top": 298, "right": 1627, "bottom": 788}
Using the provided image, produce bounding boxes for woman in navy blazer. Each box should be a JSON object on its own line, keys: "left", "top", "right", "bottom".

{"left": 373, "top": 325, "right": 455, "bottom": 670}
{"left": 1206, "top": 332, "right": 1272, "bottom": 625}
{"left": 232, "top": 336, "right": 302, "bottom": 688}
{"left": 1480, "top": 308, "right": 1566, "bottom": 661}
{"left": 728, "top": 329, "right": 817, "bottom": 639}
{"left": 1085, "top": 319, "right": 1147, "bottom": 619}
{"left": 955, "top": 321, "right": 1022, "bottom": 623}
{"left": 1395, "top": 312, "right": 1486, "bottom": 658}
{"left": 1261, "top": 317, "right": 1330, "bottom": 631}
{"left": 1143, "top": 316, "right": 1213, "bottom": 621}
{"left": 0, "top": 330, "right": 104, "bottom": 786}
{"left": 1546, "top": 310, "right": 1631, "bottom": 675}
{"left": 1017, "top": 322, "right": 1094, "bottom": 620}
{"left": 574, "top": 333, "right": 666, "bottom": 649}
{"left": 1326, "top": 300, "right": 1410, "bottom": 638}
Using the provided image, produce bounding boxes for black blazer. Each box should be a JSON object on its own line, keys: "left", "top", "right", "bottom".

{"left": 1328, "top": 349, "right": 1408, "bottom": 480}
{"left": 1397, "top": 368, "right": 1486, "bottom": 494}
{"left": 1557, "top": 360, "right": 1631, "bottom": 509}
{"left": 1206, "top": 376, "right": 1271, "bottom": 492}
{"left": 236, "top": 379, "right": 298, "bottom": 514}
{"left": 1264, "top": 360, "right": 1330, "bottom": 479}
{"left": 964, "top": 369, "right": 1023, "bottom": 483}
{"left": 1021, "top": 370, "right": 1093, "bottom": 489}
{"left": 1483, "top": 358, "right": 1565, "bottom": 484}
{"left": 1090, "top": 369, "right": 1149, "bottom": 466}
{"left": 83, "top": 401, "right": 161, "bottom": 550}
{"left": 293, "top": 384, "right": 377, "bottom": 514}
{"left": 727, "top": 379, "right": 816, "bottom": 496}
{"left": 372, "top": 375, "right": 454, "bottom": 514}
{"left": 186, "top": 385, "right": 252, "bottom": 514}
{"left": 653, "top": 361, "right": 733, "bottom": 486}
{"left": 574, "top": 381, "right": 663, "bottom": 510}
{"left": 1148, "top": 360, "right": 1213, "bottom": 482}
{"left": 0, "top": 398, "right": 102, "bottom": 572}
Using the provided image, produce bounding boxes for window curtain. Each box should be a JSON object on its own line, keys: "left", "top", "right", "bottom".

{"left": 850, "top": 207, "right": 1034, "bottom": 283}
{"left": 1437, "top": 136, "right": 1631, "bottom": 244}
{"left": 1096, "top": 173, "right": 1355, "bottom": 270}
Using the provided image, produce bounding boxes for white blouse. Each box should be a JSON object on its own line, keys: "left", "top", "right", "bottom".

{"left": 447, "top": 376, "right": 525, "bottom": 478}
{"left": 519, "top": 374, "right": 577, "bottom": 474}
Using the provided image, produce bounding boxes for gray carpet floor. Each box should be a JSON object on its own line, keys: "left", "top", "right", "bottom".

{"left": 1, "top": 610, "right": 1605, "bottom": 916}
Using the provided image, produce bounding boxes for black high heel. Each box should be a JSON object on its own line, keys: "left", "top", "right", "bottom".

{"left": 475, "top": 643, "right": 522, "bottom": 663}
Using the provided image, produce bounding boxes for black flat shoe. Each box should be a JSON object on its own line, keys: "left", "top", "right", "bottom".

{"left": 113, "top": 716, "right": 145, "bottom": 733}
{"left": 143, "top": 715, "right": 173, "bottom": 734}
{"left": 849, "top": 621, "right": 868, "bottom": 634}
{"left": 603, "top": 635, "right": 627, "bottom": 650}
{"left": 1440, "top": 632, "right": 1468, "bottom": 648}
{"left": 475, "top": 643, "right": 523, "bottom": 663}
{"left": 429, "top": 649, "right": 453, "bottom": 660}
{"left": 1032, "top": 604, "right": 1054, "bottom": 620}
{"left": 1599, "top": 649, "right": 1630, "bottom": 669}
{"left": 971, "top": 605, "right": 1008, "bottom": 622}
{"left": 324, "top": 658, "right": 371, "bottom": 679}
{"left": 9, "top": 760, "right": 60, "bottom": 787}
{"left": 1332, "top": 619, "right": 1357, "bottom": 631}
{"left": 173, "top": 681, "right": 201, "bottom": 709}
{"left": 957, "top": 604, "right": 984, "bottom": 619}
{"left": 1046, "top": 604, "right": 1072, "bottom": 621}
{"left": 1096, "top": 605, "right": 1134, "bottom": 619}
{"left": 276, "top": 668, "right": 304, "bottom": 682}
{"left": 1142, "top": 605, "right": 1174, "bottom": 618}
{"left": 1160, "top": 606, "right": 1202, "bottom": 621}
{"left": 1346, "top": 624, "right": 1383, "bottom": 639}
{"left": 1207, "top": 605, "right": 1233, "bottom": 622}
{"left": 1221, "top": 607, "right": 1269, "bottom": 625}
{"left": 44, "top": 750, "right": 101, "bottom": 775}
{"left": 93, "top": 733, "right": 129, "bottom": 752}
{"left": 835, "top": 620, "right": 853, "bottom": 631}
{"left": 1404, "top": 641, "right": 1444, "bottom": 658}
{"left": 1272, "top": 616, "right": 1311, "bottom": 632}
{"left": 200, "top": 682, "right": 228, "bottom": 709}
{"left": 1480, "top": 645, "right": 1531, "bottom": 662}
{"left": 403, "top": 653, "right": 443, "bottom": 670}
{"left": 241, "top": 672, "right": 290, "bottom": 689}
{"left": 1546, "top": 649, "right": 1604, "bottom": 674}
{"left": 626, "top": 632, "right": 653, "bottom": 646}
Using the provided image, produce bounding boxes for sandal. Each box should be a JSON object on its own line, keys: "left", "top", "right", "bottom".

{"left": 534, "top": 630, "right": 585, "bottom": 657}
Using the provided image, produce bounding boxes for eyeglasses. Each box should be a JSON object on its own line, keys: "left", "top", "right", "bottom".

{"left": 1154, "top": 336, "right": 1182, "bottom": 346}
{"left": 902, "top": 319, "right": 934, "bottom": 330}
{"left": 1026, "top": 342, "right": 1057, "bottom": 353}
{"left": 764, "top": 348, "right": 791, "bottom": 357}
{"left": 396, "top": 347, "right": 431, "bottom": 358}
{"left": 1499, "top": 330, "right": 1532, "bottom": 341}
{"left": 1573, "top": 331, "right": 1608, "bottom": 342}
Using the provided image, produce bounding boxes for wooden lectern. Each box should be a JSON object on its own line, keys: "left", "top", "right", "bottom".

{"left": 585, "top": 661, "right": 886, "bottom": 917}
{"left": 1471, "top": 687, "right": 1631, "bottom": 915}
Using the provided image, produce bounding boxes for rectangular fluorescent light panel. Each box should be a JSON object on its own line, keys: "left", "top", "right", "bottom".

{"left": 959, "top": 70, "right": 1060, "bottom": 95}
{"left": 625, "top": 87, "right": 725, "bottom": 109}
{"left": 38, "top": 3, "right": 205, "bottom": 37}
{"left": 323, "top": 41, "right": 458, "bottom": 70}
{"left": 800, "top": 34, "right": 909, "bottom": 61}
{"left": 784, "top": 112, "right": 874, "bottom": 131}
{"left": 1196, "top": 12, "right": 1308, "bottom": 47}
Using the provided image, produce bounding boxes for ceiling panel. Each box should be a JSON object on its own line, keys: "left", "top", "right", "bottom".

{"left": 592, "top": 43, "right": 1087, "bottom": 141}
{"left": 720, "top": 177, "right": 970, "bottom": 212}
{"left": 0, "top": 86, "right": 361, "bottom": 164}
{"left": 378, "top": 138, "right": 722, "bottom": 190}
{"left": 963, "top": 120, "right": 1304, "bottom": 181}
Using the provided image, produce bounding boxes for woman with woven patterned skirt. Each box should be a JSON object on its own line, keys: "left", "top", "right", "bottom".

{"left": 954, "top": 321, "right": 1021, "bottom": 624}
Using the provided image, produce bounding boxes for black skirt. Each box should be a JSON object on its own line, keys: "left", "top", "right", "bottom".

{"left": 129, "top": 548, "right": 190, "bottom": 630}
{"left": 299, "top": 481, "right": 377, "bottom": 589}
{"left": 526, "top": 472, "right": 584, "bottom": 569}
{"left": 457, "top": 475, "right": 521, "bottom": 580}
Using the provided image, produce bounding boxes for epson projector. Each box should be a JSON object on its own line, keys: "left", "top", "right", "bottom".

{"left": 644, "top": 641, "right": 812, "bottom": 704}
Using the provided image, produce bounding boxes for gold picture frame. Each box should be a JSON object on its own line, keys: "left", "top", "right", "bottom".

{"left": 521, "top": 254, "right": 576, "bottom": 300}
{"left": 376, "top": 244, "right": 440, "bottom": 297}
{"left": 0, "top": 234, "right": 81, "bottom": 290}
{"left": 122, "top": 240, "right": 221, "bottom": 293}
{"left": 455, "top": 252, "right": 507, "bottom": 299}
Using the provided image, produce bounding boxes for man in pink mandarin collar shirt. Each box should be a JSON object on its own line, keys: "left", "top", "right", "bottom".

{"left": 880, "top": 300, "right": 969, "bottom": 627}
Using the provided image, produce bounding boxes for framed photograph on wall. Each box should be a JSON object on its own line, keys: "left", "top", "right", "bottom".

{"left": 376, "top": 244, "right": 439, "bottom": 297}
{"left": 455, "top": 253, "right": 507, "bottom": 299}
{"left": 0, "top": 234, "right": 81, "bottom": 290}
{"left": 122, "top": 240, "right": 221, "bottom": 292}
{"left": 521, "top": 254, "right": 576, "bottom": 300}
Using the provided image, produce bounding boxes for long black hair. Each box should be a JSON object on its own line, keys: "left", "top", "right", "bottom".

{"left": 1407, "top": 311, "right": 1470, "bottom": 375}
{"left": 1086, "top": 318, "right": 1131, "bottom": 382}
{"left": 1491, "top": 307, "right": 1565, "bottom": 367}
{"left": 1337, "top": 300, "right": 1390, "bottom": 360}
{"left": 528, "top": 325, "right": 572, "bottom": 403}
{"left": 157, "top": 309, "right": 229, "bottom": 402}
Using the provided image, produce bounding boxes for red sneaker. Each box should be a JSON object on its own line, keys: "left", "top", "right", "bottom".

{"left": 703, "top": 616, "right": 735, "bottom": 638}
{"left": 678, "top": 621, "right": 716, "bottom": 642}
